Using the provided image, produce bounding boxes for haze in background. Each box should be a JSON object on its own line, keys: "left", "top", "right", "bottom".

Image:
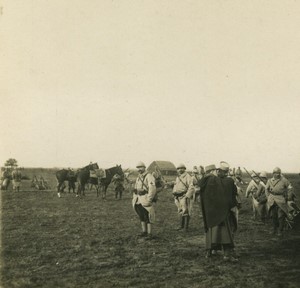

{"left": 1, "top": 1, "right": 300, "bottom": 172}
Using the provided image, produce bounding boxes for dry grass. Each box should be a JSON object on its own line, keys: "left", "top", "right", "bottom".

{"left": 1, "top": 172, "right": 300, "bottom": 287}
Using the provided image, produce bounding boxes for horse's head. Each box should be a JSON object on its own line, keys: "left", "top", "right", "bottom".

{"left": 84, "top": 162, "right": 99, "bottom": 170}
{"left": 115, "top": 164, "right": 124, "bottom": 177}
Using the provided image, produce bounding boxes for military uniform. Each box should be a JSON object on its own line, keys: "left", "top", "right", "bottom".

{"left": 133, "top": 171, "right": 157, "bottom": 223}
{"left": 265, "top": 169, "right": 293, "bottom": 235}
{"left": 12, "top": 169, "right": 22, "bottom": 192}
{"left": 173, "top": 171, "right": 195, "bottom": 216}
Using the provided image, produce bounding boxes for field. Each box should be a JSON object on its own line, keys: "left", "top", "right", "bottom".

{"left": 1, "top": 171, "right": 300, "bottom": 288}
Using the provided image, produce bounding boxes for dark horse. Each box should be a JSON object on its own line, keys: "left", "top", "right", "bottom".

{"left": 98, "top": 165, "right": 124, "bottom": 199}
{"left": 76, "top": 163, "right": 99, "bottom": 197}
{"left": 56, "top": 169, "right": 78, "bottom": 198}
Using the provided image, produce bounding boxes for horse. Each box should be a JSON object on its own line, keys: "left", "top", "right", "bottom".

{"left": 76, "top": 163, "right": 99, "bottom": 197}
{"left": 56, "top": 169, "right": 78, "bottom": 196}
{"left": 98, "top": 165, "right": 124, "bottom": 199}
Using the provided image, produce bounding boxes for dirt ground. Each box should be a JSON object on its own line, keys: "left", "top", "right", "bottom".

{"left": 1, "top": 173, "right": 300, "bottom": 288}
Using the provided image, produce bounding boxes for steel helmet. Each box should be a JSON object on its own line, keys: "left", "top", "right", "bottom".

{"left": 176, "top": 163, "right": 186, "bottom": 170}
{"left": 136, "top": 161, "right": 146, "bottom": 168}
{"left": 273, "top": 167, "right": 281, "bottom": 174}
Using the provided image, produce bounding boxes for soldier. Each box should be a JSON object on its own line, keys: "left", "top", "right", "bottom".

{"left": 265, "top": 167, "right": 293, "bottom": 236}
{"left": 111, "top": 173, "right": 125, "bottom": 200}
{"left": 132, "top": 161, "right": 157, "bottom": 239}
{"left": 199, "top": 163, "right": 238, "bottom": 262}
{"left": 254, "top": 171, "right": 268, "bottom": 223}
{"left": 12, "top": 167, "right": 22, "bottom": 192}
{"left": 192, "top": 166, "right": 201, "bottom": 203}
{"left": 172, "top": 163, "right": 195, "bottom": 231}
{"left": 235, "top": 167, "right": 244, "bottom": 184}
{"left": 245, "top": 173, "right": 261, "bottom": 219}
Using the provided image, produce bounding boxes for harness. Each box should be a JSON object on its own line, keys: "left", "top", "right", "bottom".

{"left": 135, "top": 173, "right": 149, "bottom": 195}
{"left": 173, "top": 175, "right": 189, "bottom": 198}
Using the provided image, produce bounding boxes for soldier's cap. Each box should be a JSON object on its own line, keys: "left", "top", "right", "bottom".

{"left": 259, "top": 171, "right": 268, "bottom": 178}
{"left": 136, "top": 161, "right": 146, "bottom": 168}
{"left": 273, "top": 167, "right": 281, "bottom": 174}
{"left": 176, "top": 163, "right": 186, "bottom": 170}
{"left": 205, "top": 164, "right": 216, "bottom": 172}
{"left": 217, "top": 161, "right": 230, "bottom": 171}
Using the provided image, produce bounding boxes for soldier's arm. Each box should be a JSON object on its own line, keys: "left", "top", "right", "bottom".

{"left": 146, "top": 174, "right": 157, "bottom": 202}
{"left": 185, "top": 175, "right": 195, "bottom": 198}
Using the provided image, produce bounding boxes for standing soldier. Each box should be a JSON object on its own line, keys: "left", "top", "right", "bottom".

{"left": 265, "top": 167, "right": 293, "bottom": 236}
{"left": 132, "top": 161, "right": 157, "bottom": 239}
{"left": 254, "top": 171, "right": 268, "bottom": 223}
{"left": 192, "top": 166, "right": 201, "bottom": 203}
{"left": 111, "top": 173, "right": 125, "bottom": 200}
{"left": 12, "top": 167, "right": 22, "bottom": 192}
{"left": 235, "top": 167, "right": 244, "bottom": 184}
{"left": 172, "top": 163, "right": 195, "bottom": 231}
{"left": 245, "top": 173, "right": 261, "bottom": 220}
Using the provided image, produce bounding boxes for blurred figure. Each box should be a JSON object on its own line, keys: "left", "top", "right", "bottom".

{"left": 111, "top": 173, "right": 125, "bottom": 200}
{"left": 192, "top": 166, "right": 201, "bottom": 203}
{"left": 245, "top": 173, "right": 261, "bottom": 219}
{"left": 12, "top": 167, "right": 22, "bottom": 192}
{"left": 172, "top": 163, "right": 195, "bottom": 231}
{"left": 265, "top": 167, "right": 293, "bottom": 236}
{"left": 254, "top": 172, "right": 268, "bottom": 223}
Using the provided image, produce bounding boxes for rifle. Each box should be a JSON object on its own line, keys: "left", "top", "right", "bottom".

{"left": 243, "top": 167, "right": 253, "bottom": 179}
{"left": 251, "top": 170, "right": 265, "bottom": 184}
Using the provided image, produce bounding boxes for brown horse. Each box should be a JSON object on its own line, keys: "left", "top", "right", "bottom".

{"left": 76, "top": 163, "right": 99, "bottom": 197}
{"left": 98, "top": 165, "right": 124, "bottom": 199}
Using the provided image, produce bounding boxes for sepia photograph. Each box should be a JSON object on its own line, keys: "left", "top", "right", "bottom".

{"left": 1, "top": 1, "right": 300, "bottom": 287}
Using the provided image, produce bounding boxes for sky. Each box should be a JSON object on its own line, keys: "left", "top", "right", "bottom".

{"left": 1, "top": 1, "right": 300, "bottom": 172}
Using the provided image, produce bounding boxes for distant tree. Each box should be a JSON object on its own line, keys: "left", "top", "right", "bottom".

{"left": 4, "top": 158, "right": 18, "bottom": 169}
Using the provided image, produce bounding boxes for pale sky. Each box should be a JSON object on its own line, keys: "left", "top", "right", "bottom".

{"left": 1, "top": 1, "right": 300, "bottom": 172}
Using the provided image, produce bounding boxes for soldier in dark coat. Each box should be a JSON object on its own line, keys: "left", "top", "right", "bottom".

{"left": 199, "top": 162, "right": 238, "bottom": 262}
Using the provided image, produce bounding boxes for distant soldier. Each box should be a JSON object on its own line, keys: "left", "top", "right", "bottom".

{"left": 235, "top": 167, "right": 244, "bottom": 184}
{"left": 151, "top": 167, "right": 165, "bottom": 202}
{"left": 265, "top": 167, "right": 293, "bottom": 236}
{"left": 254, "top": 171, "right": 268, "bottom": 223}
{"left": 192, "top": 166, "right": 202, "bottom": 203}
{"left": 133, "top": 161, "right": 157, "bottom": 239}
{"left": 1, "top": 168, "right": 10, "bottom": 190}
{"left": 12, "top": 167, "right": 22, "bottom": 192}
{"left": 172, "top": 163, "right": 195, "bottom": 231}
{"left": 245, "top": 173, "right": 261, "bottom": 220}
{"left": 111, "top": 173, "right": 125, "bottom": 200}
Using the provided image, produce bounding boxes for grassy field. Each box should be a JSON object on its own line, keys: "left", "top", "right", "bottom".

{"left": 1, "top": 171, "right": 300, "bottom": 288}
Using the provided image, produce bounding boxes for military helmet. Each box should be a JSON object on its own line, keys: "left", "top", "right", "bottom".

{"left": 176, "top": 163, "right": 186, "bottom": 170}
{"left": 136, "top": 161, "right": 146, "bottom": 168}
{"left": 273, "top": 167, "right": 281, "bottom": 174}
{"left": 259, "top": 171, "right": 268, "bottom": 178}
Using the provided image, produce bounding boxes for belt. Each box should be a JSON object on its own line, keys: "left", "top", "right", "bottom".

{"left": 135, "top": 190, "right": 148, "bottom": 196}
{"left": 173, "top": 191, "right": 186, "bottom": 197}
{"left": 270, "top": 191, "right": 284, "bottom": 196}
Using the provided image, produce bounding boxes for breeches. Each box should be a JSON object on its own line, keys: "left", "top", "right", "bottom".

{"left": 135, "top": 204, "right": 150, "bottom": 223}
{"left": 175, "top": 196, "right": 188, "bottom": 216}
{"left": 270, "top": 204, "right": 286, "bottom": 230}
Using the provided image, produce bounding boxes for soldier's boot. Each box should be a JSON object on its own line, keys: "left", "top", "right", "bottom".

{"left": 184, "top": 216, "right": 190, "bottom": 231}
{"left": 176, "top": 216, "right": 184, "bottom": 230}
{"left": 278, "top": 218, "right": 285, "bottom": 236}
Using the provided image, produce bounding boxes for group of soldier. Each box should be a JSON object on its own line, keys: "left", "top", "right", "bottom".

{"left": 132, "top": 161, "right": 299, "bottom": 263}
{"left": 0, "top": 167, "right": 22, "bottom": 192}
